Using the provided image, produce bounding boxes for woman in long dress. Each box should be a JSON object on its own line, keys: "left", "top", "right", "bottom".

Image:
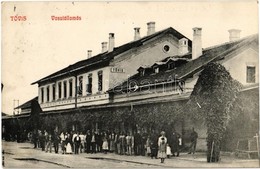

{"left": 158, "top": 138, "right": 167, "bottom": 163}
{"left": 102, "top": 133, "right": 109, "bottom": 154}
{"left": 146, "top": 136, "right": 151, "bottom": 156}
{"left": 109, "top": 131, "right": 116, "bottom": 152}
{"left": 66, "top": 133, "right": 72, "bottom": 154}
{"left": 157, "top": 131, "right": 167, "bottom": 163}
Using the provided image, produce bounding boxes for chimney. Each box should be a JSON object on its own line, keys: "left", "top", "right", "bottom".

{"left": 147, "top": 22, "right": 155, "bottom": 36}
{"left": 178, "top": 38, "right": 189, "bottom": 55}
{"left": 101, "top": 42, "right": 108, "bottom": 53}
{"left": 192, "top": 27, "right": 202, "bottom": 60}
{"left": 228, "top": 29, "right": 241, "bottom": 42}
{"left": 134, "top": 27, "right": 141, "bottom": 40}
{"left": 108, "top": 33, "right": 115, "bottom": 52}
{"left": 87, "top": 50, "right": 92, "bottom": 59}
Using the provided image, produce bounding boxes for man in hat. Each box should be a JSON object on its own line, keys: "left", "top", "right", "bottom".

{"left": 188, "top": 127, "right": 198, "bottom": 154}
{"left": 171, "top": 129, "right": 181, "bottom": 157}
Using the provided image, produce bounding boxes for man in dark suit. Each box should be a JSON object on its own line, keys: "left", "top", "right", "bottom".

{"left": 171, "top": 129, "right": 181, "bottom": 157}
{"left": 91, "top": 130, "right": 97, "bottom": 153}
{"left": 39, "top": 130, "right": 46, "bottom": 151}
{"left": 45, "top": 131, "right": 53, "bottom": 153}
{"left": 32, "top": 129, "right": 38, "bottom": 148}
{"left": 134, "top": 130, "right": 142, "bottom": 155}
{"left": 188, "top": 127, "right": 198, "bottom": 154}
{"left": 86, "top": 130, "right": 92, "bottom": 153}
{"left": 53, "top": 131, "right": 60, "bottom": 154}
{"left": 74, "top": 132, "right": 81, "bottom": 154}
{"left": 96, "top": 130, "right": 102, "bottom": 152}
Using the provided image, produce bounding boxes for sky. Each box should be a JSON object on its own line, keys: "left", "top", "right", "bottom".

{"left": 1, "top": 1, "right": 258, "bottom": 115}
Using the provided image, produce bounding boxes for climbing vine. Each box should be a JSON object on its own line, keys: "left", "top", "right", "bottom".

{"left": 185, "top": 62, "right": 242, "bottom": 162}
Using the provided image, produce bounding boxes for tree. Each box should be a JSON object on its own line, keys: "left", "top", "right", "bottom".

{"left": 185, "top": 62, "right": 242, "bottom": 162}
{"left": 30, "top": 99, "right": 43, "bottom": 131}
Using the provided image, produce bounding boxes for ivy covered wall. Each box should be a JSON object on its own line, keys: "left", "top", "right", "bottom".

{"left": 38, "top": 99, "right": 187, "bottom": 134}
{"left": 221, "top": 87, "right": 259, "bottom": 151}
{"left": 3, "top": 86, "right": 258, "bottom": 153}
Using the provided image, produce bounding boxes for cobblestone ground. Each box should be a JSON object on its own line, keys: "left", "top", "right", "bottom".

{"left": 2, "top": 141, "right": 259, "bottom": 168}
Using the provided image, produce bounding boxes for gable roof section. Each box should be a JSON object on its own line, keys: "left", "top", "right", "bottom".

{"left": 110, "top": 34, "right": 258, "bottom": 92}
{"left": 15, "top": 97, "right": 38, "bottom": 110}
{"left": 178, "top": 34, "right": 258, "bottom": 80}
{"left": 32, "top": 27, "right": 192, "bottom": 85}
{"left": 2, "top": 112, "right": 9, "bottom": 116}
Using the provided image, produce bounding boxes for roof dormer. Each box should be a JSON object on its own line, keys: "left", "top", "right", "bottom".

{"left": 138, "top": 66, "right": 150, "bottom": 77}
{"left": 151, "top": 62, "right": 165, "bottom": 74}
{"left": 165, "top": 57, "right": 189, "bottom": 70}
{"left": 138, "top": 68, "right": 145, "bottom": 76}
{"left": 168, "top": 61, "right": 175, "bottom": 70}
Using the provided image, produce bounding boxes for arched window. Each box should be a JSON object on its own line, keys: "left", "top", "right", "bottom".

{"left": 46, "top": 86, "right": 50, "bottom": 102}
{"left": 58, "top": 82, "right": 62, "bottom": 99}
{"left": 63, "top": 81, "right": 67, "bottom": 98}
{"left": 78, "top": 76, "right": 83, "bottom": 96}
{"left": 98, "top": 71, "right": 103, "bottom": 92}
{"left": 87, "top": 74, "right": 92, "bottom": 94}
{"left": 52, "top": 84, "right": 56, "bottom": 101}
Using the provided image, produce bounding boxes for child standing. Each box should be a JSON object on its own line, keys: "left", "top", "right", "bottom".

{"left": 145, "top": 136, "right": 151, "bottom": 157}
{"left": 166, "top": 143, "right": 172, "bottom": 158}
{"left": 150, "top": 141, "right": 157, "bottom": 159}
{"left": 126, "top": 132, "right": 133, "bottom": 155}
{"left": 158, "top": 137, "right": 167, "bottom": 163}
{"left": 102, "top": 133, "right": 109, "bottom": 154}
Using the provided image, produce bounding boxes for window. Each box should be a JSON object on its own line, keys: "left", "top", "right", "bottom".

{"left": 154, "top": 67, "right": 159, "bottom": 73}
{"left": 139, "top": 69, "right": 145, "bottom": 76}
{"left": 58, "top": 82, "right": 62, "bottom": 99}
{"left": 168, "top": 62, "right": 175, "bottom": 69}
{"left": 98, "top": 71, "right": 103, "bottom": 92}
{"left": 46, "top": 86, "right": 50, "bottom": 102}
{"left": 41, "top": 88, "right": 44, "bottom": 103}
{"left": 247, "top": 66, "right": 256, "bottom": 83}
{"left": 69, "top": 79, "right": 73, "bottom": 97}
{"left": 63, "top": 81, "right": 67, "bottom": 98}
{"left": 78, "top": 76, "right": 83, "bottom": 96}
{"left": 163, "top": 45, "right": 170, "bottom": 53}
{"left": 87, "top": 74, "right": 92, "bottom": 94}
{"left": 52, "top": 84, "right": 56, "bottom": 101}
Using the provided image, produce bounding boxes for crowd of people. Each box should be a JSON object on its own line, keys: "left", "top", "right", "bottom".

{"left": 30, "top": 128, "right": 198, "bottom": 163}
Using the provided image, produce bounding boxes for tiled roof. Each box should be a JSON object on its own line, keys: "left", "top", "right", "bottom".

{"left": 110, "top": 34, "right": 258, "bottom": 92}
{"left": 32, "top": 27, "right": 192, "bottom": 85}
